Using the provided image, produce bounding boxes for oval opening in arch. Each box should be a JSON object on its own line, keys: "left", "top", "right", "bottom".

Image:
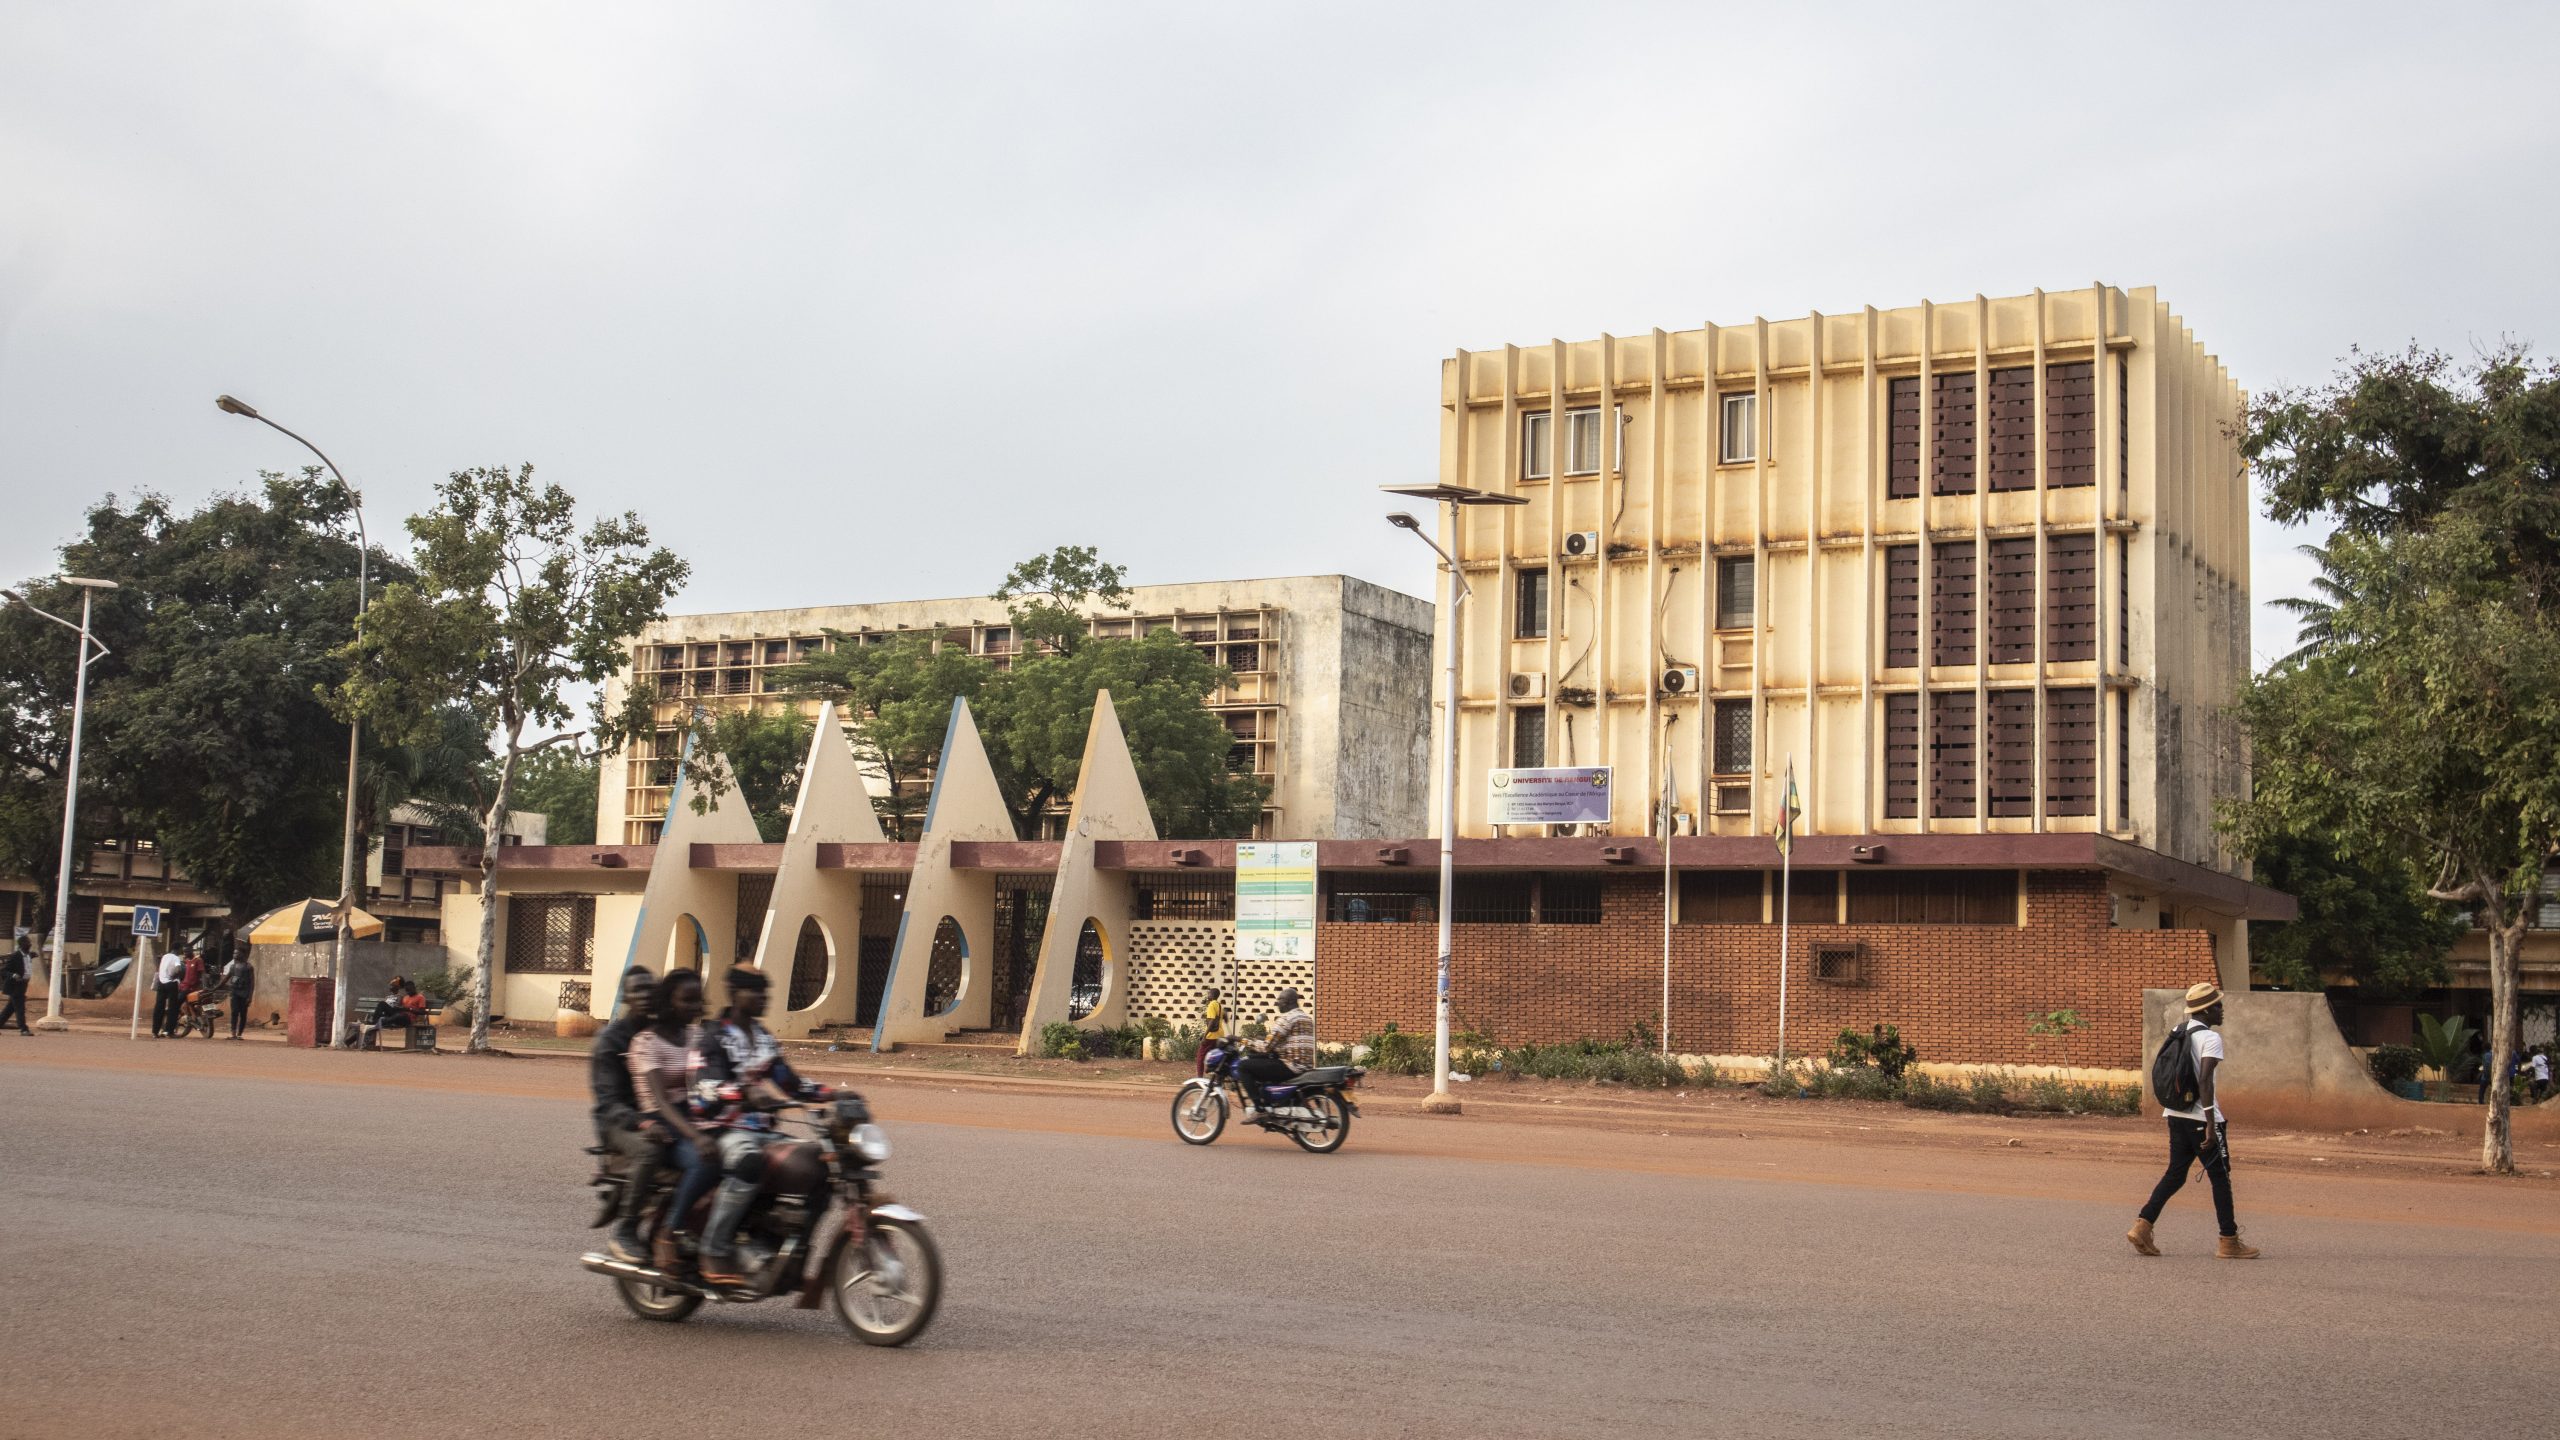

{"left": 924, "top": 916, "right": 968, "bottom": 1018}
{"left": 787, "top": 916, "right": 833, "bottom": 1012}
{"left": 1067, "top": 919, "right": 1107, "bottom": 1020}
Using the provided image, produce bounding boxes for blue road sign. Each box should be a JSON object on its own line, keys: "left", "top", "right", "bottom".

{"left": 130, "top": 905, "right": 162, "bottom": 938}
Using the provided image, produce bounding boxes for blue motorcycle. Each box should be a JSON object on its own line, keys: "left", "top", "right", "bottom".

{"left": 1171, "top": 1037, "right": 1362, "bottom": 1153}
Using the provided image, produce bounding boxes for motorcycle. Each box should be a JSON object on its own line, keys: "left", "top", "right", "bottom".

{"left": 1171, "top": 1037, "right": 1362, "bottom": 1153}
{"left": 579, "top": 1092, "right": 942, "bottom": 1346}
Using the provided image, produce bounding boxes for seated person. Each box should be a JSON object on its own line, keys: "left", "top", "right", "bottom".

{"left": 1235, "top": 987, "right": 1317, "bottom": 1108}
{"left": 358, "top": 976, "right": 420, "bottom": 1049}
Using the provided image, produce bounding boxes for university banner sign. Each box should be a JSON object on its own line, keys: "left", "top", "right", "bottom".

{"left": 1235, "top": 841, "right": 1317, "bottom": 962}
{"left": 1487, "top": 766, "right": 1614, "bottom": 825}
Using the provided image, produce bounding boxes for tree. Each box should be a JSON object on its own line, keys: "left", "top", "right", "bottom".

{"left": 983, "top": 629, "right": 1266, "bottom": 838}
{"left": 2231, "top": 344, "right": 2560, "bottom": 1173}
{"left": 2244, "top": 829, "right": 2463, "bottom": 998}
{"left": 509, "top": 746, "right": 600, "bottom": 848}
{"left": 774, "top": 633, "right": 991, "bottom": 840}
{"left": 2265, "top": 540, "right": 2353, "bottom": 665}
{"left": 340, "top": 465, "right": 691, "bottom": 1053}
{"left": 1, "top": 473, "right": 385, "bottom": 926}
{"left": 993, "top": 544, "right": 1130, "bottom": 656}
{"left": 708, "top": 708, "right": 815, "bottom": 843}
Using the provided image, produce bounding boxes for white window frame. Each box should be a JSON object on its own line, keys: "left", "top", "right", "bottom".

{"left": 1564, "top": 406, "right": 1604, "bottom": 476}
{"left": 1521, "top": 411, "right": 1553, "bottom": 481}
{"left": 1719, "top": 391, "right": 1757, "bottom": 465}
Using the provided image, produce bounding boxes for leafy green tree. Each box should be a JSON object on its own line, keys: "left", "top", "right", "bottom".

{"left": 775, "top": 633, "right": 991, "bottom": 840}
{"left": 2231, "top": 344, "right": 2560, "bottom": 1173}
{"left": 339, "top": 465, "right": 691, "bottom": 1052}
{"left": 1, "top": 473, "right": 384, "bottom": 926}
{"left": 993, "top": 544, "right": 1130, "bottom": 656}
{"left": 2245, "top": 829, "right": 2463, "bottom": 998}
{"left": 708, "top": 708, "right": 815, "bottom": 843}
{"left": 508, "top": 746, "right": 600, "bottom": 848}
{"left": 984, "top": 630, "right": 1266, "bottom": 838}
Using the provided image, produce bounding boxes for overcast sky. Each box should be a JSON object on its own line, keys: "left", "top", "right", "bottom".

{"left": 5, "top": 1, "right": 2555, "bottom": 669}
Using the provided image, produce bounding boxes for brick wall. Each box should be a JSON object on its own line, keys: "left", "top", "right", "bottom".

{"left": 1313, "top": 870, "right": 2214, "bottom": 1068}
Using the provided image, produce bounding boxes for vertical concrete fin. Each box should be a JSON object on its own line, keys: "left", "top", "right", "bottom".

{"left": 872, "top": 698, "right": 1015, "bottom": 1050}
{"left": 598, "top": 730, "right": 758, "bottom": 1019}
{"left": 1016, "top": 691, "right": 1155, "bottom": 1050}
{"left": 755, "top": 703, "right": 880, "bottom": 1036}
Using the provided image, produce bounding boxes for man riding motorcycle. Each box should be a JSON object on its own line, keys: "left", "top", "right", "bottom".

{"left": 1235, "top": 987, "right": 1318, "bottom": 1110}
{"left": 586, "top": 966, "right": 660, "bottom": 1264}
{"left": 693, "top": 966, "right": 833, "bottom": 1288}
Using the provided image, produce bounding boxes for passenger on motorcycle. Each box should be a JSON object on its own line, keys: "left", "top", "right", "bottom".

{"left": 626, "top": 967, "right": 716, "bottom": 1274}
{"left": 692, "top": 966, "right": 833, "bottom": 1288}
{"left": 587, "top": 965, "right": 658, "bottom": 1264}
{"left": 1236, "top": 987, "right": 1318, "bottom": 1109}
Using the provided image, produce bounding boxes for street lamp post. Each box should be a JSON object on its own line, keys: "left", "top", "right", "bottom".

{"left": 1383, "top": 484, "right": 1528, "bottom": 1115}
{"left": 4, "top": 578, "right": 117, "bottom": 1030}
{"left": 217, "top": 396, "right": 367, "bottom": 1051}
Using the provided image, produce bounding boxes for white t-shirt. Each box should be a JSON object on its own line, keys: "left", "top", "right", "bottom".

{"left": 156, "top": 952, "right": 185, "bottom": 985}
{"left": 2530, "top": 1053, "right": 2551, "bottom": 1083}
{"left": 2159, "top": 1022, "right": 2224, "bottom": 1122}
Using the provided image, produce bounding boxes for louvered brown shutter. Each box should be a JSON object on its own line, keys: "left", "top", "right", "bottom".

{"left": 1928, "top": 690, "right": 1976, "bottom": 818}
{"left": 2047, "top": 532, "right": 2096, "bottom": 661}
{"left": 2047, "top": 361, "right": 2095, "bottom": 487}
{"left": 1888, "top": 376, "right": 1923, "bottom": 499}
{"left": 1986, "top": 366, "right": 2036, "bottom": 491}
{"left": 1987, "top": 537, "right": 2037, "bottom": 664}
{"left": 1884, "top": 545, "right": 1920, "bottom": 668}
{"left": 1986, "top": 688, "right": 2035, "bottom": 817}
{"left": 2045, "top": 686, "right": 2096, "bottom": 816}
{"left": 1884, "top": 692, "right": 1920, "bottom": 819}
{"left": 1931, "top": 541, "right": 1976, "bottom": 667}
{"left": 1931, "top": 371, "right": 1976, "bottom": 495}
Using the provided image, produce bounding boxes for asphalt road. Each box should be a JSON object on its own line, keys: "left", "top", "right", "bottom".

{"left": 2, "top": 1038, "right": 2552, "bottom": 1440}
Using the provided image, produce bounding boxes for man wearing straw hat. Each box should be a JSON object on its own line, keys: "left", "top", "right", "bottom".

{"left": 2127, "top": 982, "right": 2259, "bottom": 1259}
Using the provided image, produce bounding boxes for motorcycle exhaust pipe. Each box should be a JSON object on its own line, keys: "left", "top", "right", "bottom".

{"left": 580, "top": 1252, "right": 716, "bottom": 1299}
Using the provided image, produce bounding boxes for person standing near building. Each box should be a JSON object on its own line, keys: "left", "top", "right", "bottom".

{"left": 220, "top": 941, "right": 254, "bottom": 1040}
{"left": 1, "top": 933, "right": 32, "bottom": 1035}
{"left": 2128, "top": 983, "right": 2259, "bottom": 1259}
{"left": 150, "top": 945, "right": 185, "bottom": 1038}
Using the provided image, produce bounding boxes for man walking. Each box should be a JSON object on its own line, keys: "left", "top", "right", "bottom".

{"left": 1, "top": 933, "right": 32, "bottom": 1035}
{"left": 219, "top": 939, "right": 254, "bottom": 1040}
{"left": 2128, "top": 982, "right": 2259, "bottom": 1259}
{"left": 150, "top": 944, "right": 185, "bottom": 1038}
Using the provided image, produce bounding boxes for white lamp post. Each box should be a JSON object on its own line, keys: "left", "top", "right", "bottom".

{"left": 4, "top": 578, "right": 117, "bottom": 1030}
{"left": 217, "top": 396, "right": 368, "bottom": 1050}
{"left": 1383, "top": 483, "right": 1528, "bottom": 1114}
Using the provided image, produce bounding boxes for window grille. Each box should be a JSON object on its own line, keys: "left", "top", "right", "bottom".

{"left": 1987, "top": 538, "right": 2037, "bottom": 664}
{"left": 1326, "top": 875, "right": 1436, "bottom": 924}
{"left": 1512, "top": 707, "right": 1547, "bottom": 770}
{"left": 505, "top": 895, "right": 595, "bottom": 975}
{"left": 2046, "top": 687, "right": 2097, "bottom": 817}
{"left": 1932, "top": 541, "right": 1977, "bottom": 667}
{"left": 1813, "top": 943, "right": 1865, "bottom": 985}
{"left": 1932, "top": 370, "right": 1977, "bottom": 494}
{"left": 1538, "top": 872, "right": 1604, "bottom": 925}
{"left": 1847, "top": 870, "right": 2014, "bottom": 925}
{"left": 2048, "top": 533, "right": 2097, "bottom": 662}
{"left": 1887, "top": 376, "right": 1923, "bottom": 499}
{"left": 1677, "top": 871, "right": 1761, "bottom": 923}
{"left": 1883, "top": 693, "right": 1920, "bottom": 819}
{"left": 1883, "top": 546, "right": 1920, "bottom": 667}
{"left": 1453, "top": 875, "right": 1535, "bottom": 925}
{"left": 1986, "top": 366, "right": 2037, "bottom": 492}
{"left": 1929, "top": 691, "right": 1977, "bottom": 818}
{"left": 734, "top": 874, "right": 775, "bottom": 964}
{"left": 1712, "top": 699, "right": 1752, "bottom": 775}
{"left": 1133, "top": 872, "right": 1235, "bottom": 921}
{"left": 2047, "top": 361, "right": 2096, "bottom": 487}
{"left": 1986, "top": 688, "right": 2036, "bottom": 818}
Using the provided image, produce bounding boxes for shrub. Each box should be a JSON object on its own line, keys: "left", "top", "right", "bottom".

{"left": 1810, "top": 1064, "right": 1902, "bottom": 1102}
{"left": 1036, "top": 1021, "right": 1084, "bottom": 1060}
{"left": 1900, "top": 1073, "right": 1970, "bottom": 1111}
{"left": 1759, "top": 1058, "right": 1803, "bottom": 1098}
{"left": 1363, "top": 1023, "right": 1434, "bottom": 1076}
{"left": 2368, "top": 1044, "right": 2424, "bottom": 1089}
{"left": 1503, "top": 1038, "right": 1689, "bottom": 1088}
{"left": 1967, "top": 1072, "right": 2013, "bottom": 1113}
{"left": 1827, "top": 1023, "right": 1919, "bottom": 1081}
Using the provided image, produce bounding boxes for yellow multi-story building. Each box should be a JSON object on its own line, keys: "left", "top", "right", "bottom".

{"left": 1431, "top": 284, "right": 2250, "bottom": 897}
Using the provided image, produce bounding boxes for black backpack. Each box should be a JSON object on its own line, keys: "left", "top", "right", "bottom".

{"left": 2151, "top": 1022, "right": 2201, "bottom": 1109}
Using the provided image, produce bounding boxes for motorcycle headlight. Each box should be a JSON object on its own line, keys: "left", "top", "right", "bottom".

{"left": 852, "top": 1123, "right": 892, "bottom": 1163}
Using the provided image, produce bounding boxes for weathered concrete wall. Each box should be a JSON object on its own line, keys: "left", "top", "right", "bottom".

{"left": 246, "top": 941, "right": 450, "bottom": 1021}
{"left": 1330, "top": 576, "right": 1434, "bottom": 839}
{"left": 2141, "top": 988, "right": 2560, "bottom": 1139}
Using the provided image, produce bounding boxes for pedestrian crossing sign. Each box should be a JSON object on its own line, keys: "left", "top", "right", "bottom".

{"left": 130, "top": 905, "right": 162, "bottom": 938}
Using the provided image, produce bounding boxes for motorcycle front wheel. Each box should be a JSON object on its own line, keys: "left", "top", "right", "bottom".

{"left": 1170, "top": 1080, "right": 1227, "bottom": 1144}
{"left": 615, "top": 1273, "right": 702, "bottom": 1324}
{"left": 833, "top": 1215, "right": 942, "bottom": 1347}
{"left": 1289, "top": 1092, "right": 1351, "bottom": 1154}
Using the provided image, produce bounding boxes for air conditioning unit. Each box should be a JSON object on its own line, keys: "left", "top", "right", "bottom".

{"left": 1562, "top": 530, "right": 1601, "bottom": 558}
{"left": 1507, "top": 671, "right": 1547, "bottom": 700}
{"left": 1660, "top": 666, "right": 1700, "bottom": 695}
{"left": 1673, "top": 811, "right": 1697, "bottom": 836}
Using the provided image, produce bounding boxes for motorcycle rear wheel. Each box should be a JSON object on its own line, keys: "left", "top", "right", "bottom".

{"left": 615, "top": 1274, "right": 703, "bottom": 1324}
{"left": 1289, "top": 1092, "right": 1351, "bottom": 1154}
{"left": 1170, "top": 1081, "right": 1226, "bottom": 1145}
{"left": 832, "top": 1216, "right": 941, "bottom": 1346}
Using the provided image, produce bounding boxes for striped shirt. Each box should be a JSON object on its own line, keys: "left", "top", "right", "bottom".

{"left": 1267, "top": 1008, "right": 1318, "bottom": 1068}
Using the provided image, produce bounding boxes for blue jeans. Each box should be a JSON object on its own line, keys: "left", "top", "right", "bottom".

{"left": 667, "top": 1135, "right": 721, "bottom": 1236}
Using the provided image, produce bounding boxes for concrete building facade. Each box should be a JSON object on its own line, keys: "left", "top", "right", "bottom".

{"left": 595, "top": 574, "right": 1433, "bottom": 845}
{"left": 1427, "top": 285, "right": 2260, "bottom": 972}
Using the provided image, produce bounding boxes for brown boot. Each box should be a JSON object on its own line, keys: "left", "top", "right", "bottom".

{"left": 2125, "top": 1218, "right": 2160, "bottom": 1256}
{"left": 2216, "top": 1233, "right": 2261, "bottom": 1260}
{"left": 652, "top": 1231, "right": 683, "bottom": 1273}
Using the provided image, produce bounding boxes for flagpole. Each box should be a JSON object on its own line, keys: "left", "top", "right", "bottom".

{"left": 1659, "top": 721, "right": 1676, "bottom": 1058}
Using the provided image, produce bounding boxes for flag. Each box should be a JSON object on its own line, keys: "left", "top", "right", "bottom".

{"left": 1774, "top": 760, "right": 1801, "bottom": 858}
{"left": 1659, "top": 748, "right": 1680, "bottom": 837}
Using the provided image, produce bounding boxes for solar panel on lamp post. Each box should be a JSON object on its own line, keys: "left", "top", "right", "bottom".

{"left": 1383, "top": 483, "right": 1527, "bottom": 1116}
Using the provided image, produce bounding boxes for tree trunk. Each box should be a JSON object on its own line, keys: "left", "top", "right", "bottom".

{"left": 469, "top": 743, "right": 523, "bottom": 1055}
{"left": 2482, "top": 912, "right": 2525, "bottom": 1175}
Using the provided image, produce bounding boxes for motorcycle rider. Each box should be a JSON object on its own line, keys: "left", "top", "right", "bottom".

{"left": 587, "top": 966, "right": 658, "bottom": 1264}
{"left": 693, "top": 966, "right": 832, "bottom": 1288}
{"left": 1236, "top": 986, "right": 1317, "bottom": 1111}
{"left": 628, "top": 967, "right": 716, "bottom": 1274}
